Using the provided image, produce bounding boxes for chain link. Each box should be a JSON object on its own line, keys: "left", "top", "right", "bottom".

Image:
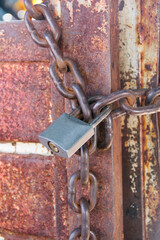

{"left": 24, "top": 0, "right": 44, "bottom": 19}
{"left": 80, "top": 145, "right": 89, "bottom": 185}
{"left": 25, "top": 4, "right": 61, "bottom": 45}
{"left": 68, "top": 171, "right": 98, "bottom": 213}
{"left": 91, "top": 88, "right": 160, "bottom": 117}
{"left": 24, "top": 1, "right": 160, "bottom": 239}
{"left": 69, "top": 228, "right": 97, "bottom": 240}
{"left": 24, "top": 1, "right": 86, "bottom": 97}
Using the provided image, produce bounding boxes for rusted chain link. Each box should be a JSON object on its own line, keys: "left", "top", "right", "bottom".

{"left": 25, "top": 4, "right": 61, "bottom": 45}
{"left": 69, "top": 228, "right": 97, "bottom": 240}
{"left": 67, "top": 84, "right": 98, "bottom": 239}
{"left": 91, "top": 88, "right": 160, "bottom": 117}
{"left": 24, "top": 0, "right": 44, "bottom": 19}
{"left": 80, "top": 145, "right": 89, "bottom": 185}
{"left": 68, "top": 171, "right": 98, "bottom": 213}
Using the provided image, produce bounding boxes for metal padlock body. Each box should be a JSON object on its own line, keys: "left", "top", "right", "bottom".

{"left": 39, "top": 106, "right": 112, "bottom": 158}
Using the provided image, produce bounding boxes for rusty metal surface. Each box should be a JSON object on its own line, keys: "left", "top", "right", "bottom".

{"left": 119, "top": 0, "right": 160, "bottom": 239}
{"left": 0, "top": 229, "right": 53, "bottom": 240}
{"left": 119, "top": 1, "right": 143, "bottom": 238}
{"left": 110, "top": 0, "right": 123, "bottom": 239}
{"left": 60, "top": 0, "right": 122, "bottom": 239}
{"left": 0, "top": 62, "right": 52, "bottom": 142}
{"left": 0, "top": 21, "right": 50, "bottom": 62}
{"left": 51, "top": 84, "right": 69, "bottom": 240}
{"left": 0, "top": 1, "right": 159, "bottom": 240}
{"left": 139, "top": 1, "right": 160, "bottom": 239}
{"left": 61, "top": 0, "right": 111, "bottom": 97}
{"left": 0, "top": 153, "right": 56, "bottom": 238}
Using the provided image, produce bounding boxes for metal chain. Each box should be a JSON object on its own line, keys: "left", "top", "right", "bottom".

{"left": 24, "top": 0, "right": 85, "bottom": 97}
{"left": 24, "top": 1, "right": 160, "bottom": 239}
{"left": 92, "top": 88, "right": 160, "bottom": 117}
{"left": 68, "top": 84, "right": 98, "bottom": 239}
{"left": 24, "top": 2, "right": 99, "bottom": 238}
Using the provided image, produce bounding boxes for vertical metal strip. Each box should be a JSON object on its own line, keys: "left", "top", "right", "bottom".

{"left": 110, "top": 0, "right": 123, "bottom": 239}
{"left": 61, "top": 0, "right": 122, "bottom": 239}
{"left": 119, "top": 0, "right": 160, "bottom": 239}
{"left": 138, "top": 1, "right": 160, "bottom": 239}
{"left": 51, "top": 73, "right": 69, "bottom": 238}
{"left": 48, "top": 1, "right": 70, "bottom": 239}
{"left": 119, "top": 1, "right": 143, "bottom": 239}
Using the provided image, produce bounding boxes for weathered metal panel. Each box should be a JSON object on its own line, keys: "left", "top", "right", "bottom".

{"left": 0, "top": 62, "right": 52, "bottom": 142}
{"left": 119, "top": 1, "right": 142, "bottom": 239}
{"left": 119, "top": 0, "right": 160, "bottom": 239}
{"left": 50, "top": 83, "right": 68, "bottom": 240}
{"left": 110, "top": 0, "right": 123, "bottom": 239}
{"left": 0, "top": 154, "right": 56, "bottom": 238}
{"left": 0, "top": 21, "right": 49, "bottom": 62}
{"left": 0, "top": 229, "right": 53, "bottom": 240}
{"left": 138, "top": 1, "right": 160, "bottom": 239}
{"left": 0, "top": 1, "right": 159, "bottom": 239}
{"left": 60, "top": 0, "right": 123, "bottom": 239}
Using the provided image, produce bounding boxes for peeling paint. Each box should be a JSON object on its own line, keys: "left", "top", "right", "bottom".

{"left": 0, "top": 29, "right": 4, "bottom": 36}
{"left": 119, "top": 0, "right": 142, "bottom": 238}
{"left": 0, "top": 142, "right": 52, "bottom": 156}
{"left": 137, "top": 0, "right": 160, "bottom": 239}
{"left": 119, "top": 0, "right": 139, "bottom": 89}
{"left": 65, "top": 1, "right": 73, "bottom": 22}
{"left": 97, "top": 17, "right": 108, "bottom": 34}
{"left": 123, "top": 115, "right": 139, "bottom": 194}
{"left": 93, "top": 0, "right": 107, "bottom": 13}
{"left": 49, "top": 0, "right": 61, "bottom": 18}
{"left": 120, "top": 0, "right": 160, "bottom": 238}
{"left": 77, "top": 0, "right": 92, "bottom": 8}
{"left": 143, "top": 114, "right": 160, "bottom": 238}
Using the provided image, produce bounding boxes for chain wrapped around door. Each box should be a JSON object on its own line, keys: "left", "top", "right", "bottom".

{"left": 24, "top": 1, "right": 160, "bottom": 239}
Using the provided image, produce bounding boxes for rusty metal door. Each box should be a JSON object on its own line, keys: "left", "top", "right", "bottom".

{"left": 0, "top": 0, "right": 159, "bottom": 240}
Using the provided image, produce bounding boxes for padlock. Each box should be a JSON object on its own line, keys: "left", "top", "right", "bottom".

{"left": 39, "top": 105, "right": 112, "bottom": 158}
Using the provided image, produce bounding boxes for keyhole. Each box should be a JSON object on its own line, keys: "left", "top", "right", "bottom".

{"left": 48, "top": 142, "right": 59, "bottom": 153}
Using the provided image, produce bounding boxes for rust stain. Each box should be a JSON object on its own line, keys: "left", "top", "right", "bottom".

{"left": 110, "top": 0, "right": 123, "bottom": 238}
{"left": 0, "top": 22, "right": 50, "bottom": 62}
{"left": 143, "top": 115, "right": 160, "bottom": 238}
{"left": 92, "top": 0, "right": 107, "bottom": 13}
{"left": 136, "top": 0, "right": 160, "bottom": 239}
{"left": 137, "top": 0, "right": 158, "bottom": 88}
{"left": 90, "top": 35, "right": 107, "bottom": 51}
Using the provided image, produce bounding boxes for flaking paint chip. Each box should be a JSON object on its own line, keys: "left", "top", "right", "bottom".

{"left": 0, "top": 29, "right": 5, "bottom": 36}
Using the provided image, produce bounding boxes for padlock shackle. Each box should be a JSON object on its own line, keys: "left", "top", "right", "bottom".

{"left": 90, "top": 105, "right": 112, "bottom": 129}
